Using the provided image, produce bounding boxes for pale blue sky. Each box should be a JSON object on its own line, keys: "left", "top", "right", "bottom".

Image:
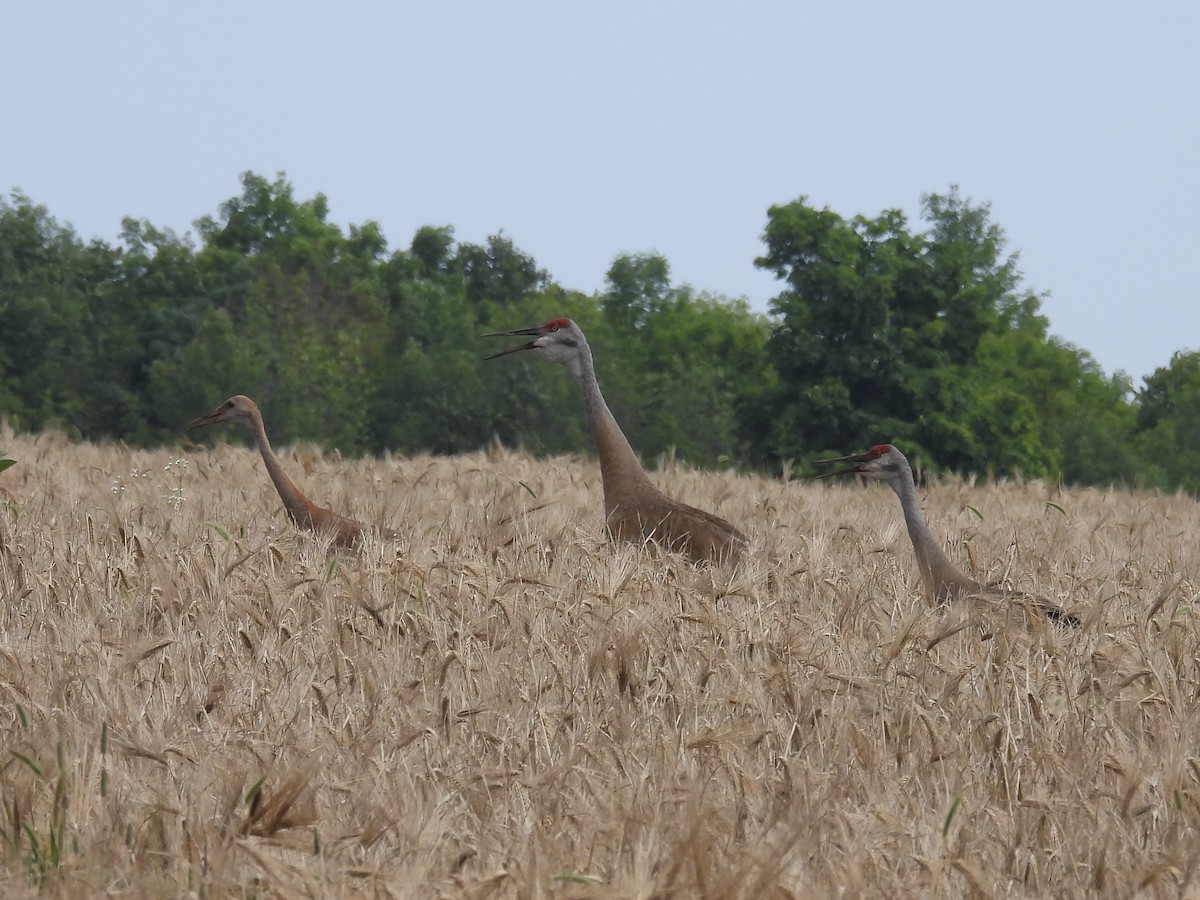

{"left": 3, "top": 3, "right": 1196, "bottom": 383}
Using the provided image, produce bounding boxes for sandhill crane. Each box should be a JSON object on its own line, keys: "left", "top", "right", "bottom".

{"left": 485, "top": 318, "right": 747, "bottom": 564}
{"left": 818, "top": 444, "right": 1080, "bottom": 627}
{"left": 188, "top": 395, "right": 385, "bottom": 550}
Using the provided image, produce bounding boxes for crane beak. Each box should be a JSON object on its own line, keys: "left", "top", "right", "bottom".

{"left": 482, "top": 325, "right": 542, "bottom": 360}
{"left": 185, "top": 409, "right": 222, "bottom": 431}
{"left": 813, "top": 452, "right": 869, "bottom": 479}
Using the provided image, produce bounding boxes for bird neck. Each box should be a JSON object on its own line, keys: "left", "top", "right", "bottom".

{"left": 890, "top": 468, "right": 978, "bottom": 601}
{"left": 568, "top": 347, "right": 655, "bottom": 509}
{"left": 245, "top": 412, "right": 316, "bottom": 527}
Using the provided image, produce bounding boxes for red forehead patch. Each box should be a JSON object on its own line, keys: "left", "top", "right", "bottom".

{"left": 544, "top": 317, "right": 572, "bottom": 333}
{"left": 866, "top": 444, "right": 894, "bottom": 459}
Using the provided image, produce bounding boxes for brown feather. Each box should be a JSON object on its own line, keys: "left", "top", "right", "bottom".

{"left": 187, "top": 395, "right": 389, "bottom": 550}
{"left": 607, "top": 487, "right": 748, "bottom": 564}
{"left": 486, "top": 319, "right": 747, "bottom": 565}
{"left": 818, "top": 444, "right": 1078, "bottom": 628}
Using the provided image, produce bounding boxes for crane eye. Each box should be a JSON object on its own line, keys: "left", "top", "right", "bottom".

{"left": 548, "top": 324, "right": 559, "bottom": 332}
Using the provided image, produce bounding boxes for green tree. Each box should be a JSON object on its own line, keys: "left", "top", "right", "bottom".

{"left": 368, "top": 256, "right": 494, "bottom": 454}
{"left": 975, "top": 312, "right": 1142, "bottom": 486}
{"left": 0, "top": 173, "right": 1160, "bottom": 495}
{"left": 752, "top": 189, "right": 1088, "bottom": 478}
{"left": 602, "top": 253, "right": 670, "bottom": 331}
{"left": 0, "top": 193, "right": 95, "bottom": 431}
{"left": 1134, "top": 350, "right": 1200, "bottom": 493}
{"left": 409, "top": 225, "right": 455, "bottom": 278}
{"left": 456, "top": 233, "right": 549, "bottom": 307}
{"left": 750, "top": 199, "right": 925, "bottom": 466}
{"left": 151, "top": 171, "right": 391, "bottom": 453}
{"left": 591, "top": 255, "right": 772, "bottom": 467}
{"left": 615, "top": 308, "right": 770, "bottom": 464}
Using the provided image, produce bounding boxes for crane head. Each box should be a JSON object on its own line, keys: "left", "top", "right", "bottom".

{"left": 815, "top": 444, "right": 908, "bottom": 481}
{"left": 483, "top": 318, "right": 583, "bottom": 366}
{"left": 187, "top": 395, "right": 260, "bottom": 431}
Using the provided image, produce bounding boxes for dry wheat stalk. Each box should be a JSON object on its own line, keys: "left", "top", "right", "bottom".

{"left": 0, "top": 425, "right": 1197, "bottom": 897}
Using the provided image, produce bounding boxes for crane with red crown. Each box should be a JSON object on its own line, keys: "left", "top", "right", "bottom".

{"left": 485, "top": 318, "right": 747, "bottom": 564}
{"left": 818, "top": 443, "right": 1079, "bottom": 627}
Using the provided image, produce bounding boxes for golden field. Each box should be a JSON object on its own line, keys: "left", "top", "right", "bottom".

{"left": 1, "top": 425, "right": 1198, "bottom": 898}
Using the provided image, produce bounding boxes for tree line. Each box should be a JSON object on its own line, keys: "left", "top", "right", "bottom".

{"left": 1, "top": 172, "right": 1197, "bottom": 493}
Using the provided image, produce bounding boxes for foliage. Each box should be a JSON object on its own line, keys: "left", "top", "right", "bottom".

{"left": 751, "top": 188, "right": 1146, "bottom": 484}
{"left": 596, "top": 258, "right": 773, "bottom": 465}
{"left": 0, "top": 175, "right": 1188, "bottom": 490}
{"left": 1133, "top": 350, "right": 1200, "bottom": 493}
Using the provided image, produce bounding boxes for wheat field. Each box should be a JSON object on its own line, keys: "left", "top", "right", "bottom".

{"left": 0, "top": 424, "right": 1198, "bottom": 898}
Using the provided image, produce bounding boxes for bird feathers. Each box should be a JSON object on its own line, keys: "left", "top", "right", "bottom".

{"left": 189, "top": 394, "right": 382, "bottom": 550}
{"left": 607, "top": 488, "right": 747, "bottom": 565}
{"left": 819, "top": 443, "right": 1080, "bottom": 628}
{"left": 486, "top": 318, "right": 748, "bottom": 566}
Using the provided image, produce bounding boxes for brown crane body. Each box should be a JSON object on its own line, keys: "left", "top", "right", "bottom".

{"left": 187, "top": 395, "right": 377, "bottom": 550}
{"left": 486, "top": 318, "right": 747, "bottom": 564}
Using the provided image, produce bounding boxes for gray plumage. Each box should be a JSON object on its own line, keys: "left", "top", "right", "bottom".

{"left": 818, "top": 443, "right": 1079, "bottom": 628}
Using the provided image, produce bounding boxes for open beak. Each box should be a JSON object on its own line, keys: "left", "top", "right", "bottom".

{"left": 482, "top": 325, "right": 542, "bottom": 360}
{"left": 186, "top": 409, "right": 222, "bottom": 431}
{"left": 813, "top": 451, "right": 869, "bottom": 479}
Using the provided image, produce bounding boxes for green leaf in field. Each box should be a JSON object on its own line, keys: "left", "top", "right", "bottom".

{"left": 416, "top": 580, "right": 427, "bottom": 613}
{"left": 324, "top": 557, "right": 339, "bottom": 583}
{"left": 23, "top": 824, "right": 43, "bottom": 860}
{"left": 518, "top": 480, "right": 536, "bottom": 498}
{"left": 205, "top": 521, "right": 232, "bottom": 541}
{"left": 967, "top": 505, "right": 983, "bottom": 520}
{"left": 942, "top": 796, "right": 962, "bottom": 837}
{"left": 245, "top": 776, "right": 267, "bottom": 807}
{"left": 1045, "top": 501, "right": 1067, "bottom": 517}
{"left": 0, "top": 458, "right": 15, "bottom": 474}
{"left": 11, "top": 751, "right": 42, "bottom": 777}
